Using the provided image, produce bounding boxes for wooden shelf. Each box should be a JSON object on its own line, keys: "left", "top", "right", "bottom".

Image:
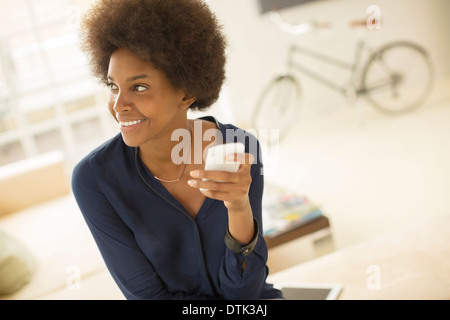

{"left": 264, "top": 215, "right": 330, "bottom": 249}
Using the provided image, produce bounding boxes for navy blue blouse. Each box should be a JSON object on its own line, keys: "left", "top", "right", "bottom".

{"left": 72, "top": 117, "right": 283, "bottom": 300}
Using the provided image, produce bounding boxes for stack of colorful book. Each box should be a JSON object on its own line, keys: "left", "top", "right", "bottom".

{"left": 262, "top": 185, "right": 323, "bottom": 237}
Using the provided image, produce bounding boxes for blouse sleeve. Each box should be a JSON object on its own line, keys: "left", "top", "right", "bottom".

{"left": 71, "top": 157, "right": 217, "bottom": 300}
{"left": 218, "top": 159, "right": 272, "bottom": 300}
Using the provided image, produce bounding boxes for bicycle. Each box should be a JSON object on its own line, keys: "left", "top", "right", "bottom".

{"left": 252, "top": 17, "right": 435, "bottom": 141}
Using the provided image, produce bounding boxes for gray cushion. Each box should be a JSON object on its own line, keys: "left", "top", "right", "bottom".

{"left": 0, "top": 229, "right": 34, "bottom": 296}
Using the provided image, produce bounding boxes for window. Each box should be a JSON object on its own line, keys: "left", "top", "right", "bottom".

{"left": 0, "top": 0, "right": 115, "bottom": 166}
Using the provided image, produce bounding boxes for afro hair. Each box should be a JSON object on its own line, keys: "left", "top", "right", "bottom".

{"left": 80, "top": 0, "right": 227, "bottom": 110}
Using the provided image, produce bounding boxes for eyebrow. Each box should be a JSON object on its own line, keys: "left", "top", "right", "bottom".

{"left": 107, "top": 74, "right": 150, "bottom": 82}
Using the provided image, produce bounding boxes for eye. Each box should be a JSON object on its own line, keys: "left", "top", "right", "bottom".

{"left": 107, "top": 82, "right": 118, "bottom": 91}
{"left": 134, "top": 85, "right": 148, "bottom": 92}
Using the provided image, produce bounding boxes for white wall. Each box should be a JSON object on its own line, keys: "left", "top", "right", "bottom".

{"left": 202, "top": 0, "right": 450, "bottom": 249}
{"left": 205, "top": 0, "right": 450, "bottom": 126}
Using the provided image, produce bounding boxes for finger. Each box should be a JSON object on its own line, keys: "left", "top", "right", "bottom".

{"left": 199, "top": 189, "right": 229, "bottom": 201}
{"left": 188, "top": 178, "right": 247, "bottom": 193}
{"left": 225, "top": 153, "right": 255, "bottom": 166}
{"left": 190, "top": 169, "right": 239, "bottom": 183}
{"left": 198, "top": 188, "right": 245, "bottom": 203}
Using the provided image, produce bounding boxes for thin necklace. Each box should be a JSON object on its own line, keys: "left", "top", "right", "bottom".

{"left": 154, "top": 124, "right": 192, "bottom": 183}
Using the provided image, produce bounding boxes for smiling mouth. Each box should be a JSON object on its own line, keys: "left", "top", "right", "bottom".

{"left": 119, "top": 119, "right": 145, "bottom": 127}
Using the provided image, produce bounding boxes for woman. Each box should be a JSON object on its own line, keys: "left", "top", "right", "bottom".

{"left": 72, "top": 0, "right": 282, "bottom": 300}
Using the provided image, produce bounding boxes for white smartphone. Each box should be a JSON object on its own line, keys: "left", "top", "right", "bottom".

{"left": 204, "top": 142, "right": 245, "bottom": 173}
{"left": 274, "top": 282, "right": 342, "bottom": 300}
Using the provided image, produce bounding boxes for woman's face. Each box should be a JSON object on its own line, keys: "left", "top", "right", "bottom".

{"left": 107, "top": 48, "right": 193, "bottom": 147}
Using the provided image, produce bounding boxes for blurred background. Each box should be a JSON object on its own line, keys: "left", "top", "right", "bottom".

{"left": 0, "top": 0, "right": 449, "bottom": 299}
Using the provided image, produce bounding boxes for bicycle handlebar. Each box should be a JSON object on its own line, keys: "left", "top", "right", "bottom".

{"left": 349, "top": 19, "right": 371, "bottom": 28}
{"left": 269, "top": 11, "right": 377, "bottom": 35}
{"left": 269, "top": 11, "right": 332, "bottom": 35}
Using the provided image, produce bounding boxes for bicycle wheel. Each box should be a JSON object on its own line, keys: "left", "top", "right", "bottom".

{"left": 360, "top": 41, "right": 434, "bottom": 114}
{"left": 251, "top": 74, "right": 301, "bottom": 141}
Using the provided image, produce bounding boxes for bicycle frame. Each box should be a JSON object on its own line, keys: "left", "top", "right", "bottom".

{"left": 286, "top": 38, "right": 371, "bottom": 97}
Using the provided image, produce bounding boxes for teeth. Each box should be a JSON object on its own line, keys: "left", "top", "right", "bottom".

{"left": 120, "top": 119, "right": 144, "bottom": 127}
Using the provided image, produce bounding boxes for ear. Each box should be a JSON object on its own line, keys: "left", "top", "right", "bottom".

{"left": 180, "top": 92, "right": 197, "bottom": 110}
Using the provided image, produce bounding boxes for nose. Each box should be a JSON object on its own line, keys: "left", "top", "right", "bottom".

{"left": 112, "top": 90, "right": 132, "bottom": 114}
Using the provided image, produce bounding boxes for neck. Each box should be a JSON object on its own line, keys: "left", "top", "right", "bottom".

{"left": 138, "top": 119, "right": 192, "bottom": 173}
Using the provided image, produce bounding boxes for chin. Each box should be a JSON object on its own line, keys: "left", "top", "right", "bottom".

{"left": 120, "top": 134, "right": 141, "bottom": 148}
